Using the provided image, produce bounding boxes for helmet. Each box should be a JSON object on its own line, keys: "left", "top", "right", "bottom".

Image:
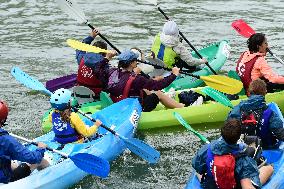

{"left": 0, "top": 100, "right": 9, "bottom": 123}
{"left": 50, "top": 88, "right": 72, "bottom": 111}
{"left": 162, "top": 20, "right": 179, "bottom": 37}
{"left": 118, "top": 50, "right": 139, "bottom": 64}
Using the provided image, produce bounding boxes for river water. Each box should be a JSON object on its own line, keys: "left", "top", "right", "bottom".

{"left": 1, "top": 0, "right": 284, "bottom": 188}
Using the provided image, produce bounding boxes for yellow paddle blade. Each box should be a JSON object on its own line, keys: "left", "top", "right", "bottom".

{"left": 67, "top": 39, "right": 110, "bottom": 54}
{"left": 200, "top": 75, "right": 244, "bottom": 95}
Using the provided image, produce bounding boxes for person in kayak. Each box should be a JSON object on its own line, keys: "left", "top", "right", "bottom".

{"left": 0, "top": 100, "right": 50, "bottom": 183}
{"left": 96, "top": 49, "right": 200, "bottom": 111}
{"left": 236, "top": 33, "right": 284, "bottom": 94}
{"left": 76, "top": 29, "right": 117, "bottom": 98}
{"left": 192, "top": 118, "right": 273, "bottom": 189}
{"left": 49, "top": 88, "right": 102, "bottom": 144}
{"left": 151, "top": 20, "right": 207, "bottom": 70}
{"left": 227, "top": 79, "right": 284, "bottom": 149}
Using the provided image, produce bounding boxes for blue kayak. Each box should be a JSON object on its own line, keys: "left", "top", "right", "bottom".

{"left": 0, "top": 98, "right": 142, "bottom": 189}
{"left": 186, "top": 102, "right": 284, "bottom": 189}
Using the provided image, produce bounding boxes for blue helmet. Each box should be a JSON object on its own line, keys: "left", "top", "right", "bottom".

{"left": 50, "top": 88, "right": 72, "bottom": 111}
{"left": 118, "top": 50, "right": 139, "bottom": 63}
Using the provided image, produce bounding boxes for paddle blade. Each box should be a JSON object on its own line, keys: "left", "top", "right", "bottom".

{"left": 202, "top": 87, "right": 234, "bottom": 108}
{"left": 122, "top": 137, "right": 160, "bottom": 164}
{"left": 57, "top": 0, "right": 87, "bottom": 23}
{"left": 201, "top": 75, "right": 243, "bottom": 95}
{"left": 11, "top": 67, "right": 52, "bottom": 96}
{"left": 46, "top": 73, "right": 77, "bottom": 92}
{"left": 67, "top": 39, "right": 110, "bottom": 54}
{"left": 231, "top": 19, "right": 256, "bottom": 38}
{"left": 173, "top": 112, "right": 210, "bottom": 144}
{"left": 70, "top": 153, "right": 110, "bottom": 178}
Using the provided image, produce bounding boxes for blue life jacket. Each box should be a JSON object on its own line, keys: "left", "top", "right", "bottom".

{"left": 51, "top": 112, "right": 79, "bottom": 144}
{"left": 241, "top": 108, "right": 276, "bottom": 147}
{"left": 0, "top": 130, "right": 12, "bottom": 183}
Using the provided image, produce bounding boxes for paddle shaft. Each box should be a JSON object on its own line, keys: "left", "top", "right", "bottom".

{"left": 157, "top": 7, "right": 217, "bottom": 75}
{"left": 10, "top": 133, "right": 68, "bottom": 157}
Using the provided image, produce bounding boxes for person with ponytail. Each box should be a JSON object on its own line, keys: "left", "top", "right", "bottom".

{"left": 49, "top": 88, "right": 102, "bottom": 144}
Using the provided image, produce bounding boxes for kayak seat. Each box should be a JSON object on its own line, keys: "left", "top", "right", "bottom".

{"left": 73, "top": 86, "right": 97, "bottom": 105}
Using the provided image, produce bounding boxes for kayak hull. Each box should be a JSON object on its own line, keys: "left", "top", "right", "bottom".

{"left": 1, "top": 98, "right": 142, "bottom": 189}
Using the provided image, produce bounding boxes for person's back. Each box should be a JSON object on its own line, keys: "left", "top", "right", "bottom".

{"left": 228, "top": 79, "right": 284, "bottom": 149}
{"left": 0, "top": 100, "right": 49, "bottom": 183}
{"left": 192, "top": 118, "right": 273, "bottom": 189}
{"left": 49, "top": 88, "right": 102, "bottom": 144}
{"left": 151, "top": 20, "right": 206, "bottom": 69}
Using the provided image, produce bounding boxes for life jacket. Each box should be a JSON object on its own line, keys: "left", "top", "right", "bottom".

{"left": 151, "top": 33, "right": 179, "bottom": 68}
{"left": 51, "top": 111, "right": 80, "bottom": 144}
{"left": 206, "top": 145, "right": 239, "bottom": 189}
{"left": 240, "top": 107, "right": 277, "bottom": 147}
{"left": 110, "top": 74, "right": 137, "bottom": 103}
{"left": 0, "top": 130, "right": 12, "bottom": 184}
{"left": 77, "top": 57, "right": 103, "bottom": 96}
{"left": 236, "top": 52, "right": 260, "bottom": 94}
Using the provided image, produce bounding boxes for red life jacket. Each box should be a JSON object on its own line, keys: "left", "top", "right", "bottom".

{"left": 110, "top": 75, "right": 137, "bottom": 103}
{"left": 236, "top": 53, "right": 260, "bottom": 94}
{"left": 77, "top": 58, "right": 103, "bottom": 96}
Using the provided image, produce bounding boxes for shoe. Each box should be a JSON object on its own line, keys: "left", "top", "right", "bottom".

{"left": 191, "top": 96, "right": 203, "bottom": 106}
{"left": 167, "top": 88, "right": 176, "bottom": 99}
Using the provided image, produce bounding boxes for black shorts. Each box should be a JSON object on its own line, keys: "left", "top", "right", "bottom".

{"left": 10, "top": 163, "right": 31, "bottom": 182}
{"left": 141, "top": 91, "right": 159, "bottom": 112}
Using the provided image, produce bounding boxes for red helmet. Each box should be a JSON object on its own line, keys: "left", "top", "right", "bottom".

{"left": 0, "top": 100, "right": 9, "bottom": 123}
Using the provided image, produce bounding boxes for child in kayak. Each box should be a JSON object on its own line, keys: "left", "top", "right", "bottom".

{"left": 49, "top": 88, "right": 102, "bottom": 144}
{"left": 151, "top": 20, "right": 207, "bottom": 70}
{"left": 227, "top": 79, "right": 284, "bottom": 149}
{"left": 192, "top": 118, "right": 273, "bottom": 189}
{"left": 0, "top": 100, "right": 49, "bottom": 183}
{"left": 76, "top": 29, "right": 117, "bottom": 98}
{"left": 96, "top": 49, "right": 201, "bottom": 111}
{"left": 236, "top": 33, "right": 284, "bottom": 94}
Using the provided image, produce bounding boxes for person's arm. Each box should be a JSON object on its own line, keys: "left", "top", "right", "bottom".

{"left": 173, "top": 44, "right": 207, "bottom": 66}
{"left": 192, "top": 144, "right": 209, "bottom": 174}
{"left": 240, "top": 178, "right": 256, "bottom": 189}
{"left": 70, "top": 112, "right": 101, "bottom": 137}
{"left": 269, "top": 111, "right": 284, "bottom": 140}
{"left": 227, "top": 103, "right": 242, "bottom": 120}
{"left": 76, "top": 29, "right": 99, "bottom": 64}
{"left": 6, "top": 135, "right": 45, "bottom": 164}
{"left": 254, "top": 58, "right": 284, "bottom": 84}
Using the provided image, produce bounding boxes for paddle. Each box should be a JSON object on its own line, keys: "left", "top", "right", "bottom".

{"left": 173, "top": 112, "right": 210, "bottom": 144}
{"left": 57, "top": 0, "right": 121, "bottom": 53}
{"left": 232, "top": 19, "right": 284, "bottom": 65}
{"left": 72, "top": 107, "right": 160, "bottom": 164}
{"left": 46, "top": 73, "right": 77, "bottom": 92}
{"left": 9, "top": 133, "right": 110, "bottom": 178}
{"left": 68, "top": 40, "right": 243, "bottom": 95}
{"left": 201, "top": 87, "right": 234, "bottom": 108}
{"left": 10, "top": 66, "right": 160, "bottom": 164}
{"left": 144, "top": 0, "right": 217, "bottom": 75}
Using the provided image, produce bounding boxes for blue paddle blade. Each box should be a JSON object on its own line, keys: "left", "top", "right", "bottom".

{"left": 70, "top": 153, "right": 110, "bottom": 178}
{"left": 11, "top": 66, "right": 52, "bottom": 96}
{"left": 122, "top": 137, "right": 160, "bottom": 164}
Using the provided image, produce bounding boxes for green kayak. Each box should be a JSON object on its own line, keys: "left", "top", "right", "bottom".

{"left": 163, "top": 39, "right": 230, "bottom": 92}
{"left": 42, "top": 88, "right": 284, "bottom": 132}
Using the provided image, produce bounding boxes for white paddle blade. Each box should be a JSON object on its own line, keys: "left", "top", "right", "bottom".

{"left": 57, "top": 0, "right": 87, "bottom": 23}
{"left": 144, "top": 0, "right": 158, "bottom": 6}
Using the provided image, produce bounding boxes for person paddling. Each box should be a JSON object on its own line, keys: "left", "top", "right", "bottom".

{"left": 49, "top": 88, "right": 102, "bottom": 144}
{"left": 75, "top": 29, "right": 117, "bottom": 98}
{"left": 227, "top": 79, "right": 284, "bottom": 149}
{"left": 151, "top": 20, "right": 207, "bottom": 71}
{"left": 0, "top": 100, "right": 49, "bottom": 183}
{"left": 192, "top": 118, "right": 273, "bottom": 189}
{"left": 236, "top": 33, "right": 284, "bottom": 94}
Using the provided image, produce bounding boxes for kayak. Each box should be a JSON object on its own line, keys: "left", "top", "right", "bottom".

{"left": 185, "top": 102, "right": 284, "bottom": 189}
{"left": 42, "top": 89, "right": 284, "bottom": 132}
{"left": 163, "top": 39, "right": 230, "bottom": 92}
{"left": 1, "top": 98, "right": 142, "bottom": 189}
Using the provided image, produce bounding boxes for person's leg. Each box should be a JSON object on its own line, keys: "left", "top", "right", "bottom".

{"left": 153, "top": 90, "right": 184, "bottom": 109}
{"left": 259, "top": 164, "right": 273, "bottom": 185}
{"left": 240, "top": 178, "right": 256, "bottom": 189}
